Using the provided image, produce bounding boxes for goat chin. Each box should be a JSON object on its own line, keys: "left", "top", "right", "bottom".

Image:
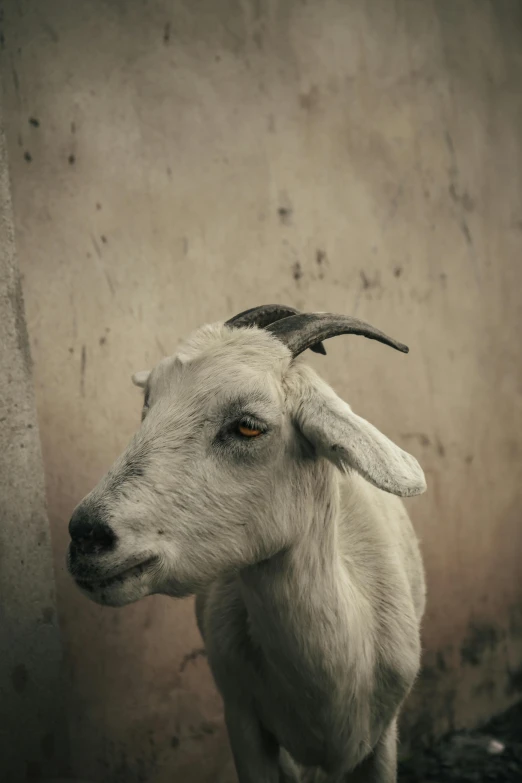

{"left": 74, "top": 559, "right": 196, "bottom": 607}
{"left": 77, "top": 579, "right": 150, "bottom": 608}
{"left": 73, "top": 560, "right": 159, "bottom": 607}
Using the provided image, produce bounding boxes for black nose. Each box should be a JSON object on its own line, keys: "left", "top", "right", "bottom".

{"left": 68, "top": 505, "right": 116, "bottom": 555}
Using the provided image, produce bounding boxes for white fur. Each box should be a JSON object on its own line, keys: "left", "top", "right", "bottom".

{"left": 68, "top": 322, "right": 426, "bottom": 783}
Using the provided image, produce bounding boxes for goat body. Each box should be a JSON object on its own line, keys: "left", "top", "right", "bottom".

{"left": 67, "top": 312, "right": 426, "bottom": 783}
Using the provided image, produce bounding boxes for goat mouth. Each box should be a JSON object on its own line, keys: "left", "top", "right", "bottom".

{"left": 74, "top": 556, "right": 158, "bottom": 592}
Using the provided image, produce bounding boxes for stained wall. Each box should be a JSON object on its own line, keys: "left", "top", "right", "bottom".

{"left": 1, "top": 2, "right": 522, "bottom": 780}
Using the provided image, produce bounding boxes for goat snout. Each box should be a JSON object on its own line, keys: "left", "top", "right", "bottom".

{"left": 68, "top": 505, "right": 117, "bottom": 556}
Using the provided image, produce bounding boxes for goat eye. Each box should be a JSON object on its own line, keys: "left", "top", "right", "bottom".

{"left": 236, "top": 418, "right": 265, "bottom": 438}
{"left": 238, "top": 424, "right": 262, "bottom": 437}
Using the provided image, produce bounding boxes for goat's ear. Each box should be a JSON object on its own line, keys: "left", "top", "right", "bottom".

{"left": 296, "top": 379, "right": 426, "bottom": 498}
{"left": 132, "top": 370, "right": 150, "bottom": 388}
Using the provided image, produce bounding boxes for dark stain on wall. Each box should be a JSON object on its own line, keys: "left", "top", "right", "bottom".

{"left": 401, "top": 610, "right": 521, "bottom": 749}
{"left": 292, "top": 261, "right": 303, "bottom": 282}
{"left": 436, "top": 651, "right": 448, "bottom": 673}
{"left": 179, "top": 647, "right": 207, "bottom": 673}
{"left": 278, "top": 205, "right": 292, "bottom": 224}
{"left": 360, "top": 270, "right": 380, "bottom": 290}
{"left": 299, "top": 85, "right": 320, "bottom": 111}
{"left": 460, "top": 622, "right": 499, "bottom": 667}
{"left": 101, "top": 735, "right": 162, "bottom": 783}
{"left": 506, "top": 664, "right": 522, "bottom": 696}
{"left": 472, "top": 677, "right": 495, "bottom": 700}
{"left": 316, "top": 249, "right": 327, "bottom": 279}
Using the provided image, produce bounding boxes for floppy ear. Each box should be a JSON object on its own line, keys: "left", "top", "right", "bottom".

{"left": 295, "top": 377, "right": 426, "bottom": 498}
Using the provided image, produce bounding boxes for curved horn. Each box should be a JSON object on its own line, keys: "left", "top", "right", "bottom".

{"left": 225, "top": 304, "right": 326, "bottom": 355}
{"left": 225, "top": 304, "right": 301, "bottom": 329}
{"left": 266, "top": 313, "right": 409, "bottom": 357}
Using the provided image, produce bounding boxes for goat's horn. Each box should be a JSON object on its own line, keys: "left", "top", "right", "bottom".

{"left": 265, "top": 313, "right": 409, "bottom": 357}
{"left": 225, "top": 304, "right": 327, "bottom": 355}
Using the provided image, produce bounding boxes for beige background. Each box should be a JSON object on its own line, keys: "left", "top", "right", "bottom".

{"left": 2, "top": 1, "right": 522, "bottom": 781}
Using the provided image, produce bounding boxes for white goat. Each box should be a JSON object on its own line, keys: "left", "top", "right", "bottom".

{"left": 67, "top": 306, "right": 426, "bottom": 783}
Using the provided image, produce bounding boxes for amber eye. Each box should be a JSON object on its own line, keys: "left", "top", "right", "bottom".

{"left": 238, "top": 424, "right": 263, "bottom": 438}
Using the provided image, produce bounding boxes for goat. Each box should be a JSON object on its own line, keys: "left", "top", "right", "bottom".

{"left": 67, "top": 305, "right": 426, "bottom": 783}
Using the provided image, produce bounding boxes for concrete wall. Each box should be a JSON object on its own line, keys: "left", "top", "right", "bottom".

{"left": 0, "top": 92, "right": 69, "bottom": 780}
{"left": 2, "top": 1, "right": 522, "bottom": 781}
